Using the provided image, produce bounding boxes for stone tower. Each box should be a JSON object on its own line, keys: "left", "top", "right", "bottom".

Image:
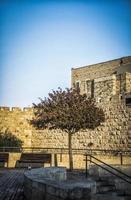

{"left": 71, "top": 56, "right": 131, "bottom": 150}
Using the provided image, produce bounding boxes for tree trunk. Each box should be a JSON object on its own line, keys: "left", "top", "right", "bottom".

{"left": 68, "top": 132, "right": 73, "bottom": 171}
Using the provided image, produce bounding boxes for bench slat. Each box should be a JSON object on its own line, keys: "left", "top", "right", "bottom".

{"left": 18, "top": 153, "right": 51, "bottom": 164}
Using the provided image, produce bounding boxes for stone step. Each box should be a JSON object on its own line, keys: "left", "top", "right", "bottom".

{"left": 97, "top": 185, "right": 116, "bottom": 193}
{"left": 116, "top": 189, "right": 131, "bottom": 196}
{"left": 92, "top": 192, "right": 116, "bottom": 200}
{"left": 92, "top": 176, "right": 115, "bottom": 185}
{"left": 91, "top": 174, "right": 131, "bottom": 199}
{"left": 95, "top": 181, "right": 116, "bottom": 194}
{"left": 92, "top": 192, "right": 131, "bottom": 200}
{"left": 116, "top": 194, "right": 131, "bottom": 200}
{"left": 91, "top": 173, "right": 131, "bottom": 199}
{"left": 96, "top": 180, "right": 113, "bottom": 186}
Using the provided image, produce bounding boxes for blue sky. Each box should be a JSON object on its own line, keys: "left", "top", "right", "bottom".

{"left": 0, "top": 0, "right": 131, "bottom": 107}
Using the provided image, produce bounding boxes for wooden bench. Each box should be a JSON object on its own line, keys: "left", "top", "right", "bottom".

{"left": 0, "top": 153, "right": 9, "bottom": 167}
{"left": 17, "top": 153, "right": 51, "bottom": 168}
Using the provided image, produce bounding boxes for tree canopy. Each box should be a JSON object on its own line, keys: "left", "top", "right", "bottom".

{"left": 31, "top": 88, "right": 105, "bottom": 134}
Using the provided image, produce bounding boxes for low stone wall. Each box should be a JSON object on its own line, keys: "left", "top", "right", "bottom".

{"left": 24, "top": 167, "right": 93, "bottom": 200}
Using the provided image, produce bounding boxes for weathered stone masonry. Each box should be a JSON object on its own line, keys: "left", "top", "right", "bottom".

{"left": 0, "top": 56, "right": 131, "bottom": 150}
{"left": 0, "top": 107, "right": 32, "bottom": 147}
{"left": 71, "top": 56, "right": 131, "bottom": 150}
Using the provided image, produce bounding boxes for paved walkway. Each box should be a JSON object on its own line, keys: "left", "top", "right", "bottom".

{"left": 0, "top": 169, "right": 26, "bottom": 200}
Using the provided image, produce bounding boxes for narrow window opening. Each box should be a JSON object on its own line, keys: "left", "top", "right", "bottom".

{"left": 126, "top": 97, "right": 131, "bottom": 106}
{"left": 91, "top": 80, "right": 94, "bottom": 98}
{"left": 86, "top": 80, "right": 94, "bottom": 98}
{"left": 76, "top": 82, "right": 80, "bottom": 92}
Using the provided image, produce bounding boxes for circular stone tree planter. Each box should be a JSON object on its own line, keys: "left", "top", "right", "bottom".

{"left": 24, "top": 167, "right": 95, "bottom": 200}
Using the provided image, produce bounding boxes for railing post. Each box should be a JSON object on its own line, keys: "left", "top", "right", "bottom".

{"left": 60, "top": 148, "right": 62, "bottom": 162}
{"left": 89, "top": 154, "right": 92, "bottom": 163}
{"left": 120, "top": 152, "right": 123, "bottom": 165}
{"left": 85, "top": 154, "right": 88, "bottom": 178}
{"left": 54, "top": 153, "right": 58, "bottom": 167}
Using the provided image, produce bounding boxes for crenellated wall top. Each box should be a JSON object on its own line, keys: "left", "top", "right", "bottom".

{"left": 0, "top": 106, "right": 33, "bottom": 112}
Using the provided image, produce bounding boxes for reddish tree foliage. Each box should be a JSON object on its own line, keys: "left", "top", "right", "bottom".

{"left": 31, "top": 88, "right": 105, "bottom": 170}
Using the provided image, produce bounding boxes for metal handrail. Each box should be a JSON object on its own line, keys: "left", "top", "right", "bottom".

{"left": 87, "top": 160, "right": 131, "bottom": 184}
{"left": 88, "top": 154, "right": 131, "bottom": 179}
{"left": 0, "top": 147, "right": 131, "bottom": 154}
{"left": 85, "top": 154, "right": 131, "bottom": 184}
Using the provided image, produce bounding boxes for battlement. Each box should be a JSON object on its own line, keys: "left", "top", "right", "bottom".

{"left": 0, "top": 106, "right": 33, "bottom": 112}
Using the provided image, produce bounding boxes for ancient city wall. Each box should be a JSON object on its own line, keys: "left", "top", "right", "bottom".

{"left": 0, "top": 96, "right": 129, "bottom": 150}
{"left": 0, "top": 107, "right": 33, "bottom": 147}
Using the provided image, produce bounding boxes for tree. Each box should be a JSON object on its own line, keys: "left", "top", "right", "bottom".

{"left": 31, "top": 88, "right": 105, "bottom": 170}
{"left": 0, "top": 129, "right": 23, "bottom": 147}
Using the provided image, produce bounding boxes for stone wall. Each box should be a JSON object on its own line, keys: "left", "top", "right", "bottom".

{"left": 72, "top": 97, "right": 129, "bottom": 150}
{"left": 30, "top": 96, "right": 129, "bottom": 150}
{"left": 0, "top": 95, "right": 129, "bottom": 151}
{"left": 70, "top": 56, "right": 131, "bottom": 151}
{"left": 31, "top": 129, "right": 68, "bottom": 148}
{"left": 94, "top": 75, "right": 116, "bottom": 100}
{"left": 0, "top": 107, "right": 33, "bottom": 147}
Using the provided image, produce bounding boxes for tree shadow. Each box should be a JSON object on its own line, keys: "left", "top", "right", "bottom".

{"left": 0, "top": 129, "right": 23, "bottom": 148}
